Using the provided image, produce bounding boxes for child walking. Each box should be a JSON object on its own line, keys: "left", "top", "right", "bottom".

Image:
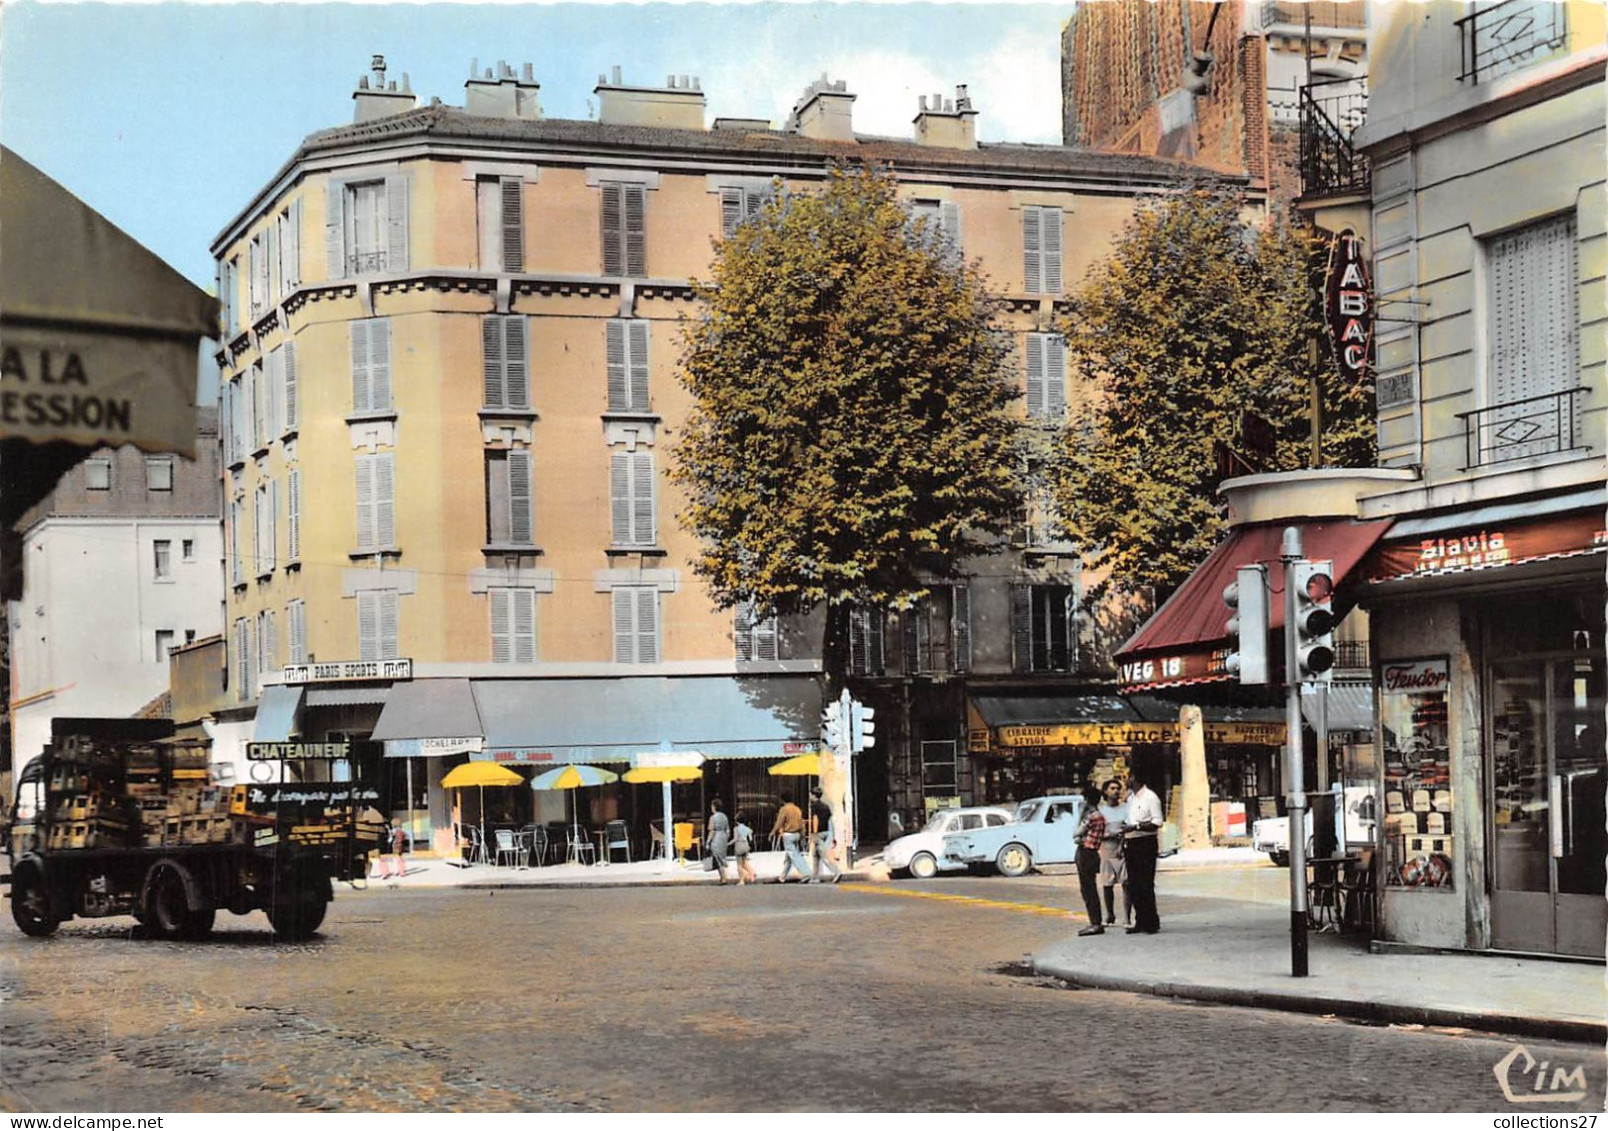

{"left": 732, "top": 811, "right": 757, "bottom": 885}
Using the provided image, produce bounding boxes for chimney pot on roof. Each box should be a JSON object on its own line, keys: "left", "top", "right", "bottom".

{"left": 353, "top": 54, "right": 417, "bottom": 122}
{"left": 523, "top": 62, "right": 534, "bottom": 82}
{"left": 596, "top": 66, "right": 706, "bottom": 129}
{"left": 789, "top": 75, "right": 856, "bottom": 141}
{"left": 912, "top": 81, "right": 978, "bottom": 149}
{"left": 402, "top": 73, "right": 412, "bottom": 94}
{"left": 613, "top": 64, "right": 623, "bottom": 85}
{"left": 358, "top": 76, "right": 370, "bottom": 90}
{"left": 471, "top": 58, "right": 479, "bottom": 78}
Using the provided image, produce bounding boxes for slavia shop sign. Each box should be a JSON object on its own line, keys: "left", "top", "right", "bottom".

{"left": 1325, "top": 229, "right": 1373, "bottom": 383}
{"left": 1367, "top": 513, "right": 1608, "bottom": 583}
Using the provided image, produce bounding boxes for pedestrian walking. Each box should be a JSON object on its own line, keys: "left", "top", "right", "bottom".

{"left": 1097, "top": 778, "right": 1131, "bottom": 927}
{"left": 1073, "top": 785, "right": 1107, "bottom": 936}
{"left": 807, "top": 785, "right": 841, "bottom": 883}
{"left": 732, "top": 811, "right": 757, "bottom": 885}
{"left": 771, "top": 792, "right": 811, "bottom": 883}
{"left": 1123, "top": 769, "right": 1165, "bottom": 934}
{"left": 705, "top": 797, "right": 731, "bottom": 884}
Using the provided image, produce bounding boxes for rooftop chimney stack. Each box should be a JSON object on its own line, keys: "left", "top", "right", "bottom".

{"left": 465, "top": 57, "right": 542, "bottom": 120}
{"left": 912, "top": 83, "right": 979, "bottom": 149}
{"left": 353, "top": 54, "right": 419, "bottom": 123}
{"left": 594, "top": 66, "right": 707, "bottom": 130}
{"left": 788, "top": 75, "right": 857, "bottom": 142}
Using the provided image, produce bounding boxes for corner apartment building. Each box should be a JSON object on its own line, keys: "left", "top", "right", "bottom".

{"left": 1063, "top": 0, "right": 1369, "bottom": 209}
{"left": 9, "top": 411, "right": 224, "bottom": 767}
{"left": 210, "top": 58, "right": 1244, "bottom": 846}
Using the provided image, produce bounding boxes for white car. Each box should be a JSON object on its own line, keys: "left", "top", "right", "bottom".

{"left": 883, "top": 807, "right": 1015, "bottom": 879}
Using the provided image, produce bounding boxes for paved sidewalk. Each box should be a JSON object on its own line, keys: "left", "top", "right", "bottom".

{"left": 1032, "top": 887, "right": 1606, "bottom": 1043}
{"left": 356, "top": 849, "right": 869, "bottom": 889}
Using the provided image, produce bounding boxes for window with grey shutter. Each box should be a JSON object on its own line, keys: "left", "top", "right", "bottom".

{"left": 235, "top": 618, "right": 252, "bottom": 701}
{"left": 248, "top": 235, "right": 265, "bottom": 320}
{"left": 219, "top": 382, "right": 234, "bottom": 465}
{"left": 358, "top": 589, "right": 400, "bottom": 661}
{"left": 355, "top": 452, "right": 395, "bottom": 551}
{"left": 609, "top": 450, "right": 656, "bottom": 546}
{"left": 612, "top": 587, "right": 660, "bottom": 664}
{"left": 229, "top": 500, "right": 243, "bottom": 585}
{"left": 351, "top": 318, "right": 392, "bottom": 412}
{"left": 849, "top": 607, "right": 885, "bottom": 676}
{"left": 606, "top": 320, "right": 651, "bottom": 411}
{"left": 1010, "top": 585, "right": 1032, "bottom": 672}
{"left": 1487, "top": 213, "right": 1578, "bottom": 457}
{"left": 952, "top": 584, "right": 971, "bottom": 671}
{"left": 500, "top": 177, "right": 524, "bottom": 271}
{"left": 720, "top": 187, "right": 765, "bottom": 237}
{"left": 278, "top": 202, "right": 301, "bottom": 298}
{"left": 601, "top": 182, "right": 647, "bottom": 277}
{"left": 287, "top": 469, "right": 300, "bottom": 561}
{"left": 490, "top": 587, "right": 537, "bottom": 664}
{"left": 264, "top": 347, "right": 282, "bottom": 441}
{"left": 251, "top": 362, "right": 266, "bottom": 450}
{"left": 217, "top": 260, "right": 233, "bottom": 338}
{"left": 481, "top": 316, "right": 530, "bottom": 409}
{"left": 909, "top": 199, "right": 963, "bottom": 260}
{"left": 902, "top": 604, "right": 922, "bottom": 674}
{"left": 735, "top": 602, "right": 778, "bottom": 662}
{"left": 287, "top": 599, "right": 307, "bottom": 665}
{"left": 1023, "top": 206, "right": 1063, "bottom": 294}
{"left": 1025, "top": 333, "right": 1067, "bottom": 419}
{"left": 283, "top": 340, "right": 299, "bottom": 432}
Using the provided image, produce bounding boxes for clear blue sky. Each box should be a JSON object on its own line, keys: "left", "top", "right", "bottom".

{"left": 2, "top": 2, "right": 1071, "bottom": 290}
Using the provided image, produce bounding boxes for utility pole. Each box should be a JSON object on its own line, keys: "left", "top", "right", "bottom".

{"left": 1282, "top": 526, "right": 1309, "bottom": 977}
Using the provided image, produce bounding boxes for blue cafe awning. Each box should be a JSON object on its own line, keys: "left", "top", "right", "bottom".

{"left": 372, "top": 678, "right": 484, "bottom": 758}
{"left": 469, "top": 675, "right": 821, "bottom": 766}
{"left": 252, "top": 684, "right": 303, "bottom": 741}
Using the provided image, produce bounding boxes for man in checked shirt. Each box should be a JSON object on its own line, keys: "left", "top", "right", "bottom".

{"left": 1073, "top": 784, "right": 1108, "bottom": 935}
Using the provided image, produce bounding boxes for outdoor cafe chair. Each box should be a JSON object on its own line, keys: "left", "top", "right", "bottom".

{"left": 567, "top": 826, "right": 597, "bottom": 866}
{"left": 494, "top": 828, "right": 525, "bottom": 868}
{"left": 648, "top": 821, "right": 669, "bottom": 861}
{"left": 604, "top": 819, "right": 632, "bottom": 864}
{"left": 545, "top": 822, "right": 570, "bottom": 864}
{"left": 457, "top": 823, "right": 488, "bottom": 866}
{"left": 521, "top": 824, "right": 547, "bottom": 867}
{"left": 672, "top": 821, "right": 701, "bottom": 865}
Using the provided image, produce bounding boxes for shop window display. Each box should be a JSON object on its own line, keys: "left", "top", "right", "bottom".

{"left": 1379, "top": 658, "right": 1452, "bottom": 888}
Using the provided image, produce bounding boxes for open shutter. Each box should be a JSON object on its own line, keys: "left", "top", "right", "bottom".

{"left": 375, "top": 452, "right": 395, "bottom": 547}
{"left": 351, "top": 321, "right": 371, "bottom": 412}
{"left": 941, "top": 201, "right": 962, "bottom": 254}
{"left": 325, "top": 181, "right": 346, "bottom": 279}
{"left": 902, "top": 605, "right": 920, "bottom": 674}
{"left": 1011, "top": 585, "right": 1033, "bottom": 672}
{"left": 624, "top": 185, "right": 647, "bottom": 276}
{"left": 512, "top": 589, "right": 536, "bottom": 664}
{"left": 283, "top": 341, "right": 298, "bottom": 432}
{"left": 500, "top": 176, "right": 524, "bottom": 272}
{"left": 490, "top": 588, "right": 512, "bottom": 663}
{"left": 609, "top": 453, "right": 632, "bottom": 543}
{"left": 358, "top": 591, "right": 378, "bottom": 660}
{"left": 355, "top": 457, "right": 376, "bottom": 551}
{"left": 1046, "top": 334, "right": 1066, "bottom": 417}
{"left": 734, "top": 603, "right": 754, "bottom": 662}
{"left": 1022, "top": 207, "right": 1042, "bottom": 293}
{"left": 1043, "top": 207, "right": 1063, "bottom": 294}
{"left": 482, "top": 316, "right": 504, "bottom": 407}
{"left": 1025, "top": 334, "right": 1046, "bottom": 416}
{"left": 721, "top": 187, "right": 743, "bottom": 238}
{"left": 265, "top": 348, "right": 281, "bottom": 441}
{"left": 952, "top": 585, "right": 971, "bottom": 671}
{"left": 1063, "top": 589, "right": 1079, "bottom": 672}
{"left": 505, "top": 317, "right": 528, "bottom": 409}
{"left": 369, "top": 319, "right": 391, "bottom": 410}
{"left": 265, "top": 226, "right": 278, "bottom": 309}
{"left": 606, "top": 322, "right": 628, "bottom": 410}
{"left": 631, "top": 452, "right": 655, "bottom": 545}
{"left": 287, "top": 469, "right": 301, "bottom": 561}
{"left": 612, "top": 588, "right": 634, "bottom": 662}
{"left": 285, "top": 200, "right": 301, "bottom": 292}
{"left": 754, "top": 612, "right": 778, "bottom": 662}
{"left": 601, "top": 183, "right": 624, "bottom": 276}
{"left": 380, "top": 590, "right": 399, "bottom": 659}
{"left": 635, "top": 587, "right": 658, "bottom": 663}
{"left": 507, "top": 449, "right": 534, "bottom": 544}
{"left": 628, "top": 321, "right": 649, "bottom": 410}
{"left": 268, "top": 480, "right": 278, "bottom": 572}
{"left": 219, "top": 382, "right": 233, "bottom": 464}
{"left": 385, "top": 176, "right": 409, "bottom": 272}
{"left": 287, "top": 601, "right": 303, "bottom": 666}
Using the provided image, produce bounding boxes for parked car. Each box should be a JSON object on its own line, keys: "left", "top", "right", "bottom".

{"left": 1253, "top": 786, "right": 1378, "bottom": 866}
{"left": 883, "top": 806, "right": 1015, "bottom": 879}
{"left": 940, "top": 795, "right": 1087, "bottom": 877}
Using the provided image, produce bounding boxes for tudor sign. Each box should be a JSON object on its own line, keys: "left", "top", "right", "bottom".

{"left": 1325, "top": 229, "right": 1373, "bottom": 384}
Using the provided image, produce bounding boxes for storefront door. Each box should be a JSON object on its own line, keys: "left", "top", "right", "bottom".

{"left": 1488, "top": 655, "right": 1606, "bottom": 957}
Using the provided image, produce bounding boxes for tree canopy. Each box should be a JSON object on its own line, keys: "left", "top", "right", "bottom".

{"left": 1052, "top": 188, "right": 1375, "bottom": 599}
{"left": 672, "top": 164, "right": 1022, "bottom": 672}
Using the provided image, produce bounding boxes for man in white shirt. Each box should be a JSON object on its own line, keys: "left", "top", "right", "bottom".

{"left": 1122, "top": 769, "right": 1166, "bottom": 934}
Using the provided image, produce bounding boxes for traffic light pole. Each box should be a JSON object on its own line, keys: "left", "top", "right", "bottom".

{"left": 1281, "top": 526, "right": 1310, "bottom": 978}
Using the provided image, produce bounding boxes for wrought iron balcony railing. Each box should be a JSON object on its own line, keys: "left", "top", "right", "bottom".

{"left": 1261, "top": 2, "right": 1368, "bottom": 31}
{"left": 1457, "top": 0, "right": 1568, "bottom": 84}
{"left": 1457, "top": 386, "right": 1589, "bottom": 468}
{"left": 1299, "top": 77, "right": 1370, "bottom": 198}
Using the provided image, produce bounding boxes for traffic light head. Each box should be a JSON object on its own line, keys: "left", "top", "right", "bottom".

{"left": 851, "top": 701, "right": 876, "bottom": 751}
{"left": 1221, "top": 564, "right": 1269, "bottom": 685}
{"left": 1291, "top": 559, "right": 1337, "bottom": 681}
{"left": 822, "top": 700, "right": 845, "bottom": 752}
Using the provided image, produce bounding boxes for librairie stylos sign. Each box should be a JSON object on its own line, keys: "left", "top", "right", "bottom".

{"left": 283, "top": 659, "right": 412, "bottom": 684}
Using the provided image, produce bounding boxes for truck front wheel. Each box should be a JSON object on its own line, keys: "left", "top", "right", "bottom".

{"left": 10, "top": 869, "right": 60, "bottom": 937}
{"left": 268, "top": 881, "right": 328, "bottom": 941}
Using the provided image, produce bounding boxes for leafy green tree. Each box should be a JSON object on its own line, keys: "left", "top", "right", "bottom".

{"left": 1052, "top": 188, "right": 1375, "bottom": 600}
{"left": 672, "top": 164, "right": 1023, "bottom": 687}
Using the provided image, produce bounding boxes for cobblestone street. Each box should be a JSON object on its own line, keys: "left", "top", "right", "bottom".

{"left": 3, "top": 878, "right": 1601, "bottom": 1112}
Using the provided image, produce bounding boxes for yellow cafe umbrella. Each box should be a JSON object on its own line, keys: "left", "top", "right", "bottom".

{"left": 768, "top": 753, "right": 822, "bottom": 776}
{"left": 624, "top": 755, "right": 704, "bottom": 869}
{"left": 440, "top": 761, "right": 523, "bottom": 862}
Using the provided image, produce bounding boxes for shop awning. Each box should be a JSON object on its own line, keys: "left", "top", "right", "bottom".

{"left": 470, "top": 676, "right": 821, "bottom": 766}
{"left": 0, "top": 148, "right": 218, "bottom": 458}
{"left": 971, "top": 694, "right": 1138, "bottom": 728}
{"left": 372, "top": 678, "right": 484, "bottom": 757}
{"left": 1361, "top": 495, "right": 1606, "bottom": 585}
{"left": 251, "top": 685, "right": 303, "bottom": 741}
{"left": 305, "top": 685, "right": 393, "bottom": 707}
{"left": 1302, "top": 683, "right": 1374, "bottom": 733}
{"left": 1116, "top": 518, "right": 1394, "bottom": 691}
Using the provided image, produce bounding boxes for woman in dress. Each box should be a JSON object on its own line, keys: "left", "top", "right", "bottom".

{"left": 706, "top": 797, "right": 732, "bottom": 884}
{"left": 732, "top": 810, "right": 757, "bottom": 885}
{"left": 1097, "top": 778, "right": 1130, "bottom": 927}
